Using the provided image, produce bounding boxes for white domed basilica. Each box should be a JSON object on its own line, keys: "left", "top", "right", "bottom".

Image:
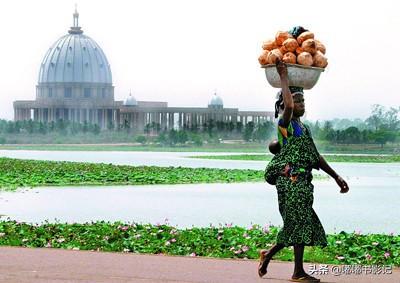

{"left": 14, "top": 9, "right": 273, "bottom": 131}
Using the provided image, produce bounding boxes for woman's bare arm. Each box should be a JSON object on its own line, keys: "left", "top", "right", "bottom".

{"left": 319, "top": 155, "right": 349, "bottom": 193}
{"left": 276, "top": 61, "right": 293, "bottom": 127}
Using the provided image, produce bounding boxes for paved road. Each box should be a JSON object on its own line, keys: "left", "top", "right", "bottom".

{"left": 0, "top": 247, "right": 398, "bottom": 283}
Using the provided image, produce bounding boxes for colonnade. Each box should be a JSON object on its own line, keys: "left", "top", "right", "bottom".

{"left": 14, "top": 107, "right": 274, "bottom": 131}
{"left": 119, "top": 110, "right": 274, "bottom": 131}
{"left": 14, "top": 107, "right": 118, "bottom": 129}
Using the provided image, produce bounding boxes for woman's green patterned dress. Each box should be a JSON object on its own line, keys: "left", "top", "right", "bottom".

{"left": 265, "top": 119, "right": 327, "bottom": 247}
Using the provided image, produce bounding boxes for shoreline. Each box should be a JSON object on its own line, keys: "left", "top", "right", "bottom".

{"left": 0, "top": 221, "right": 398, "bottom": 267}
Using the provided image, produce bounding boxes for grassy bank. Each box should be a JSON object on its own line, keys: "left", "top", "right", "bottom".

{"left": 0, "top": 221, "right": 398, "bottom": 266}
{"left": 0, "top": 158, "right": 266, "bottom": 191}
{"left": 189, "top": 154, "right": 400, "bottom": 163}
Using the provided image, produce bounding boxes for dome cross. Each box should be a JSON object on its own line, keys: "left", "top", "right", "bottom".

{"left": 68, "top": 4, "right": 83, "bottom": 34}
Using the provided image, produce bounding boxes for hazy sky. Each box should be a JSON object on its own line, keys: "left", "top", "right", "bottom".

{"left": 1, "top": 0, "right": 399, "bottom": 121}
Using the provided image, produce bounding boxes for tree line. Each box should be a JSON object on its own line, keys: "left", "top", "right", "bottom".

{"left": 0, "top": 118, "right": 275, "bottom": 145}
{"left": 307, "top": 105, "right": 399, "bottom": 146}
{"left": 1, "top": 104, "right": 399, "bottom": 146}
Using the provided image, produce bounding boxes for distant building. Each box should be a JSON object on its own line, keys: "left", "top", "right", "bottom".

{"left": 13, "top": 9, "right": 274, "bottom": 131}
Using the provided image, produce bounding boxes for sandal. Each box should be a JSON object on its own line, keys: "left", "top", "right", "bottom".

{"left": 257, "top": 249, "right": 270, "bottom": 278}
{"left": 290, "top": 274, "right": 320, "bottom": 282}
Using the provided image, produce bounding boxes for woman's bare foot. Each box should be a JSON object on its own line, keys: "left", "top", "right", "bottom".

{"left": 257, "top": 249, "right": 272, "bottom": 278}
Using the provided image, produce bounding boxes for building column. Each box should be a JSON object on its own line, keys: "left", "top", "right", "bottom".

{"left": 76, "top": 108, "right": 79, "bottom": 123}
{"left": 191, "top": 113, "right": 195, "bottom": 128}
{"left": 170, "top": 113, "right": 175, "bottom": 130}
{"left": 105, "top": 109, "right": 109, "bottom": 127}
{"left": 160, "top": 113, "right": 165, "bottom": 130}
{"left": 135, "top": 113, "right": 140, "bottom": 130}
{"left": 167, "top": 113, "right": 171, "bottom": 130}
{"left": 140, "top": 112, "right": 146, "bottom": 131}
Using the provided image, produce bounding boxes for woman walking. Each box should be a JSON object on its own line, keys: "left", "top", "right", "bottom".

{"left": 259, "top": 61, "right": 349, "bottom": 282}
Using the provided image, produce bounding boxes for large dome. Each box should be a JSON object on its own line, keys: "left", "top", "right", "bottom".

{"left": 124, "top": 92, "right": 138, "bottom": 106}
{"left": 209, "top": 92, "right": 223, "bottom": 107}
{"left": 38, "top": 10, "right": 112, "bottom": 84}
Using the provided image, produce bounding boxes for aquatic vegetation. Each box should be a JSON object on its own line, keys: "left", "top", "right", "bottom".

{"left": 0, "top": 158, "right": 264, "bottom": 190}
{"left": 189, "top": 154, "right": 400, "bottom": 163}
{"left": 0, "top": 220, "right": 398, "bottom": 266}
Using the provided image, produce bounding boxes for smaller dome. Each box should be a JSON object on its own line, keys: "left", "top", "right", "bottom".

{"left": 209, "top": 92, "right": 223, "bottom": 107}
{"left": 124, "top": 93, "right": 138, "bottom": 106}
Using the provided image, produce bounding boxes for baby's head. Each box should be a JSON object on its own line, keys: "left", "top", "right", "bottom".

{"left": 268, "top": 139, "right": 281, "bottom": 155}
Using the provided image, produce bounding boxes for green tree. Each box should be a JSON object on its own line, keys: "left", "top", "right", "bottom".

{"left": 313, "top": 120, "right": 321, "bottom": 138}
{"left": 190, "top": 133, "right": 203, "bottom": 146}
{"left": 177, "top": 130, "right": 188, "bottom": 144}
{"left": 243, "top": 121, "right": 255, "bottom": 141}
{"left": 205, "top": 119, "right": 215, "bottom": 137}
{"left": 6, "top": 121, "right": 15, "bottom": 134}
{"left": 82, "top": 121, "right": 89, "bottom": 133}
{"left": 321, "top": 121, "right": 335, "bottom": 141}
{"left": 48, "top": 121, "right": 55, "bottom": 132}
{"left": 55, "top": 119, "right": 67, "bottom": 135}
{"left": 107, "top": 121, "right": 114, "bottom": 131}
{"left": 235, "top": 122, "right": 243, "bottom": 133}
{"left": 370, "top": 130, "right": 397, "bottom": 148}
{"left": 227, "top": 121, "right": 235, "bottom": 132}
{"left": 383, "top": 107, "right": 399, "bottom": 131}
{"left": 156, "top": 132, "right": 167, "bottom": 145}
{"left": 144, "top": 123, "right": 151, "bottom": 135}
{"left": 92, "top": 124, "right": 100, "bottom": 135}
{"left": 38, "top": 122, "right": 47, "bottom": 135}
{"left": 341, "top": 126, "right": 361, "bottom": 144}
{"left": 122, "top": 120, "right": 130, "bottom": 133}
{"left": 253, "top": 122, "right": 274, "bottom": 142}
{"left": 135, "top": 135, "right": 147, "bottom": 144}
{"left": 365, "top": 104, "right": 385, "bottom": 131}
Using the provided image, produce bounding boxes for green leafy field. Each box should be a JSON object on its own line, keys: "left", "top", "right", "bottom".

{"left": 0, "top": 221, "right": 398, "bottom": 266}
{"left": 189, "top": 154, "right": 400, "bottom": 163}
{"left": 0, "top": 158, "right": 265, "bottom": 190}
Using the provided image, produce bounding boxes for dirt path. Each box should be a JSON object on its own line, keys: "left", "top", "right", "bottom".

{"left": 0, "top": 247, "right": 398, "bottom": 283}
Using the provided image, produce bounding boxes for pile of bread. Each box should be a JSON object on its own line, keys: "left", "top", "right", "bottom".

{"left": 258, "top": 30, "right": 328, "bottom": 68}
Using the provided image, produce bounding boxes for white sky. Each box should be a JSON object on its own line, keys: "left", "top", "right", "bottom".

{"left": 0, "top": 0, "right": 399, "bottom": 121}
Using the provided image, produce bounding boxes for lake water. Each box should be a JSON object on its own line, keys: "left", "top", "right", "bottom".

{"left": 1, "top": 150, "right": 399, "bottom": 177}
{"left": 0, "top": 150, "right": 399, "bottom": 234}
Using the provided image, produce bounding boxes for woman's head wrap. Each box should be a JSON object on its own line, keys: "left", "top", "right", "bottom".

{"left": 274, "top": 86, "right": 304, "bottom": 118}
{"left": 288, "top": 26, "right": 308, "bottom": 39}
